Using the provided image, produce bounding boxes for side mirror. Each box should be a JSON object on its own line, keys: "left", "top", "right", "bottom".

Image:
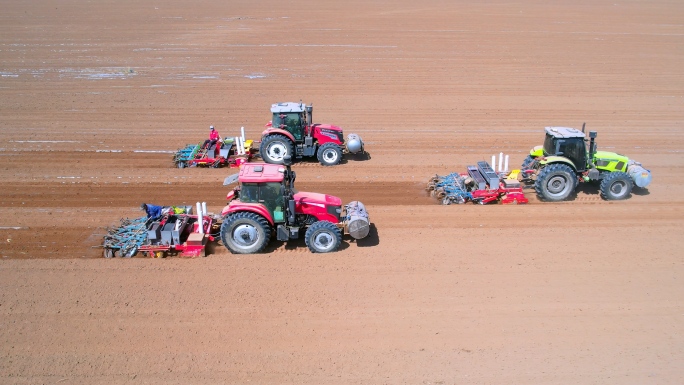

{"left": 283, "top": 155, "right": 292, "bottom": 167}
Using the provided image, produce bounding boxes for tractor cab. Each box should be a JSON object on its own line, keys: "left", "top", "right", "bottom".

{"left": 541, "top": 126, "right": 590, "bottom": 172}
{"left": 227, "top": 162, "right": 294, "bottom": 224}
{"left": 269, "top": 102, "right": 310, "bottom": 141}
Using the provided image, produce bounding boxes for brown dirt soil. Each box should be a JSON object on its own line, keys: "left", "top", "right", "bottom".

{"left": 1, "top": 0, "right": 683, "bottom": 383}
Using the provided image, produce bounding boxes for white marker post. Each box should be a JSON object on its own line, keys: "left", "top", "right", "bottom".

{"left": 234, "top": 136, "right": 242, "bottom": 155}
{"left": 196, "top": 202, "right": 204, "bottom": 234}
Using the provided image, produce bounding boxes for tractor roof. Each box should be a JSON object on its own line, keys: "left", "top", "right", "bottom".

{"left": 271, "top": 102, "right": 305, "bottom": 113}
{"left": 238, "top": 163, "right": 285, "bottom": 183}
{"left": 545, "top": 126, "right": 585, "bottom": 139}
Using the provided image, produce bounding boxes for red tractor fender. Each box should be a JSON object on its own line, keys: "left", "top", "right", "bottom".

{"left": 261, "top": 128, "right": 295, "bottom": 144}
{"left": 220, "top": 202, "right": 274, "bottom": 226}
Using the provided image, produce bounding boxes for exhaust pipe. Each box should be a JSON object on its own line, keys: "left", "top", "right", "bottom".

{"left": 305, "top": 104, "right": 313, "bottom": 136}
{"left": 588, "top": 131, "right": 597, "bottom": 161}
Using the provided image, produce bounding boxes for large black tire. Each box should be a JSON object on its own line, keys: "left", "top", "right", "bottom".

{"left": 304, "top": 221, "right": 342, "bottom": 253}
{"left": 260, "top": 134, "right": 293, "bottom": 165}
{"left": 521, "top": 155, "right": 535, "bottom": 169}
{"left": 317, "top": 143, "right": 342, "bottom": 166}
{"left": 220, "top": 212, "right": 271, "bottom": 254}
{"left": 535, "top": 163, "right": 577, "bottom": 202}
{"left": 600, "top": 171, "right": 633, "bottom": 200}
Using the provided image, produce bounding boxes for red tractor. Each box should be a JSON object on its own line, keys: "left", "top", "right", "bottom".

{"left": 260, "top": 102, "right": 365, "bottom": 166}
{"left": 219, "top": 156, "right": 370, "bottom": 253}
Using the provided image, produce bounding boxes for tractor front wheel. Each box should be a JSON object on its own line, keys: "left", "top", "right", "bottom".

{"left": 600, "top": 172, "right": 633, "bottom": 200}
{"left": 317, "top": 143, "right": 342, "bottom": 166}
{"left": 260, "top": 134, "right": 293, "bottom": 165}
{"left": 305, "top": 221, "right": 342, "bottom": 253}
{"left": 220, "top": 212, "right": 271, "bottom": 254}
{"left": 535, "top": 163, "right": 577, "bottom": 202}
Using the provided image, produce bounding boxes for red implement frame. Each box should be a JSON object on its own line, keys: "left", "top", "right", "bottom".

{"left": 138, "top": 214, "right": 216, "bottom": 258}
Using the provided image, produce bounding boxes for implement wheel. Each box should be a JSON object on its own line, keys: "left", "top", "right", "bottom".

{"left": 260, "top": 134, "right": 293, "bottom": 165}
{"left": 600, "top": 171, "right": 633, "bottom": 200}
{"left": 305, "top": 221, "right": 342, "bottom": 253}
{"left": 122, "top": 246, "right": 137, "bottom": 258}
{"left": 535, "top": 163, "right": 576, "bottom": 202}
{"left": 220, "top": 212, "right": 271, "bottom": 254}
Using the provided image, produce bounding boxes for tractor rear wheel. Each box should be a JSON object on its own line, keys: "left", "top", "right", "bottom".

{"left": 221, "top": 212, "right": 271, "bottom": 254}
{"left": 535, "top": 163, "right": 576, "bottom": 201}
{"left": 600, "top": 172, "right": 633, "bottom": 200}
{"left": 305, "top": 221, "right": 342, "bottom": 253}
{"left": 521, "top": 155, "right": 535, "bottom": 169}
{"left": 317, "top": 143, "right": 342, "bottom": 166}
{"left": 260, "top": 134, "right": 293, "bottom": 165}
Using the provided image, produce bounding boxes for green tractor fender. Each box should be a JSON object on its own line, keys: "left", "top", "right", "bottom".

{"left": 539, "top": 156, "right": 577, "bottom": 171}
{"left": 529, "top": 145, "right": 544, "bottom": 158}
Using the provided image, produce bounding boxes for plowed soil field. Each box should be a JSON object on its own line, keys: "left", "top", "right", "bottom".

{"left": 1, "top": 0, "right": 683, "bottom": 383}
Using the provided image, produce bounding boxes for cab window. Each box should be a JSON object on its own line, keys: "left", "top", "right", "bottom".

{"left": 240, "top": 183, "right": 259, "bottom": 203}
{"left": 273, "top": 112, "right": 303, "bottom": 140}
{"left": 260, "top": 182, "right": 285, "bottom": 220}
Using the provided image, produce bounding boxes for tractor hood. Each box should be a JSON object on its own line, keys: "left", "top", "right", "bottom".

{"left": 314, "top": 123, "right": 342, "bottom": 132}
{"left": 593, "top": 150, "right": 629, "bottom": 172}
{"left": 293, "top": 191, "right": 343, "bottom": 223}
{"left": 312, "top": 123, "right": 344, "bottom": 143}
{"left": 293, "top": 191, "right": 342, "bottom": 207}
{"left": 594, "top": 150, "right": 628, "bottom": 162}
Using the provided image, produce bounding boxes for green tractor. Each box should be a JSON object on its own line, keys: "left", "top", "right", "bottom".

{"left": 522, "top": 125, "right": 652, "bottom": 201}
